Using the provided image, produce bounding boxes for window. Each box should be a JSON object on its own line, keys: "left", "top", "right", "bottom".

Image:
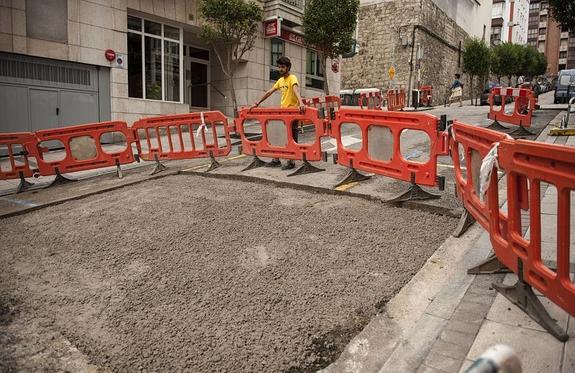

{"left": 306, "top": 49, "right": 324, "bottom": 90}
{"left": 560, "top": 51, "right": 567, "bottom": 58}
{"left": 492, "top": 3, "right": 503, "bottom": 17}
{"left": 541, "top": 2, "right": 548, "bottom": 10}
{"left": 540, "top": 15, "right": 547, "bottom": 23}
{"left": 127, "top": 15, "right": 182, "bottom": 102}
{"left": 529, "top": 2, "right": 540, "bottom": 9}
{"left": 539, "top": 28, "right": 546, "bottom": 35}
{"left": 269, "top": 38, "right": 285, "bottom": 81}
{"left": 528, "top": 29, "right": 538, "bottom": 37}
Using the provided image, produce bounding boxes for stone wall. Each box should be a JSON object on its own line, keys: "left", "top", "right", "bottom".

{"left": 342, "top": 0, "right": 479, "bottom": 104}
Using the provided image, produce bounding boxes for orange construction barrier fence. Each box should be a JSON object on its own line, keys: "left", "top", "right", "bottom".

{"left": 450, "top": 121, "right": 509, "bottom": 235}
{"left": 359, "top": 91, "right": 383, "bottom": 110}
{"left": 487, "top": 138, "right": 575, "bottom": 341}
{"left": 303, "top": 95, "right": 341, "bottom": 119}
{"left": 386, "top": 88, "right": 406, "bottom": 111}
{"left": 487, "top": 87, "right": 536, "bottom": 136}
{"left": 0, "top": 132, "right": 41, "bottom": 192}
{"left": 33, "top": 121, "right": 136, "bottom": 183}
{"left": 235, "top": 107, "right": 327, "bottom": 175}
{"left": 132, "top": 112, "right": 232, "bottom": 173}
{"left": 330, "top": 108, "right": 448, "bottom": 197}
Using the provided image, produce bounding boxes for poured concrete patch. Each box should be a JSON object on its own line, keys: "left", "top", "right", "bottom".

{"left": 0, "top": 174, "right": 456, "bottom": 372}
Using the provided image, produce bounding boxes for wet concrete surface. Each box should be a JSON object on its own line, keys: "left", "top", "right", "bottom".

{"left": 0, "top": 174, "right": 457, "bottom": 372}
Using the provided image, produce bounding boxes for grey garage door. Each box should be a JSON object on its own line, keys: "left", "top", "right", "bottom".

{"left": 0, "top": 52, "right": 110, "bottom": 133}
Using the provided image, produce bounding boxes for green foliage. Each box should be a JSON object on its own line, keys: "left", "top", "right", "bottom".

{"left": 303, "top": 0, "right": 360, "bottom": 59}
{"left": 491, "top": 42, "right": 520, "bottom": 79}
{"left": 199, "top": 0, "right": 263, "bottom": 109}
{"left": 463, "top": 38, "right": 491, "bottom": 76}
{"left": 548, "top": 0, "right": 575, "bottom": 32}
{"left": 490, "top": 43, "right": 548, "bottom": 80}
{"left": 200, "top": 0, "right": 263, "bottom": 48}
{"left": 522, "top": 46, "right": 548, "bottom": 78}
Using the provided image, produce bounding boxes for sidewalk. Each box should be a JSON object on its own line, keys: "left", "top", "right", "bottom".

{"left": 323, "top": 110, "right": 575, "bottom": 373}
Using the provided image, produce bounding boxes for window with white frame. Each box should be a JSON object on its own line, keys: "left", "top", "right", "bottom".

{"left": 306, "top": 49, "right": 324, "bottom": 90}
{"left": 269, "top": 38, "right": 285, "bottom": 81}
{"left": 127, "top": 15, "right": 182, "bottom": 102}
{"left": 492, "top": 3, "right": 503, "bottom": 18}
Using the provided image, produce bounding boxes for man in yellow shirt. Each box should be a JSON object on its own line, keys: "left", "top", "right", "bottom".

{"left": 250, "top": 56, "right": 305, "bottom": 170}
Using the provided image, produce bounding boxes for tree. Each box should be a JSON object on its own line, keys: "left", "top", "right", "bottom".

{"left": 521, "top": 46, "right": 548, "bottom": 79}
{"left": 548, "top": 0, "right": 575, "bottom": 32}
{"left": 491, "top": 43, "right": 520, "bottom": 85}
{"left": 200, "top": 0, "right": 263, "bottom": 112}
{"left": 303, "top": 0, "right": 359, "bottom": 95}
{"left": 463, "top": 38, "right": 491, "bottom": 105}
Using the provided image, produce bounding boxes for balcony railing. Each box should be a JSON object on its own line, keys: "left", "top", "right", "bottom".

{"left": 282, "top": 0, "right": 304, "bottom": 9}
{"left": 538, "top": 34, "right": 546, "bottom": 41}
{"left": 561, "top": 32, "right": 570, "bottom": 39}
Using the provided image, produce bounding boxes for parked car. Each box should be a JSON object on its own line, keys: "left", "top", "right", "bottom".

{"left": 479, "top": 83, "right": 513, "bottom": 106}
{"left": 554, "top": 69, "right": 575, "bottom": 103}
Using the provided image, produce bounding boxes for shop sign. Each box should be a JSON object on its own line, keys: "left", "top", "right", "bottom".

{"left": 264, "top": 18, "right": 281, "bottom": 38}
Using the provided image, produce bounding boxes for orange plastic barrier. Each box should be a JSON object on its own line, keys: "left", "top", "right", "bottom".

{"left": 303, "top": 95, "right": 341, "bottom": 119}
{"left": 386, "top": 88, "right": 406, "bottom": 111}
{"left": 331, "top": 108, "right": 448, "bottom": 187}
{"left": 34, "top": 121, "right": 136, "bottom": 177}
{"left": 132, "top": 112, "right": 232, "bottom": 162}
{"left": 419, "top": 85, "right": 433, "bottom": 107}
{"left": 0, "top": 132, "right": 42, "bottom": 192}
{"left": 451, "top": 121, "right": 508, "bottom": 230}
{"left": 488, "top": 87, "right": 536, "bottom": 128}
{"left": 489, "top": 139, "right": 575, "bottom": 315}
{"left": 236, "top": 107, "right": 327, "bottom": 163}
{"left": 359, "top": 91, "right": 383, "bottom": 110}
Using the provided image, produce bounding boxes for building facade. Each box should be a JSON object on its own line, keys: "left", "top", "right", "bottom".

{"left": 341, "top": 0, "right": 493, "bottom": 103}
{"left": 527, "top": 0, "right": 575, "bottom": 75}
{"left": 0, "top": 0, "right": 340, "bottom": 133}
{"left": 490, "top": 0, "right": 529, "bottom": 45}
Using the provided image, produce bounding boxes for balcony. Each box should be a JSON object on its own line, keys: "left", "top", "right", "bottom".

{"left": 560, "top": 45, "right": 568, "bottom": 52}
{"left": 539, "top": 21, "right": 547, "bottom": 28}
{"left": 559, "top": 58, "right": 567, "bottom": 65}
{"left": 264, "top": 0, "right": 305, "bottom": 26}
{"left": 540, "top": 8, "right": 548, "bottom": 15}
{"left": 561, "top": 32, "right": 570, "bottom": 39}
{"left": 538, "top": 34, "right": 546, "bottom": 41}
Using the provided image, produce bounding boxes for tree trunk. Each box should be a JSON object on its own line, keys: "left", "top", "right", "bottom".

{"left": 469, "top": 74, "right": 473, "bottom": 106}
{"left": 321, "top": 54, "right": 330, "bottom": 96}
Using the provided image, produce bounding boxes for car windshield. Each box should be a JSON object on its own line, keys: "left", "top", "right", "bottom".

{"left": 559, "top": 74, "right": 574, "bottom": 85}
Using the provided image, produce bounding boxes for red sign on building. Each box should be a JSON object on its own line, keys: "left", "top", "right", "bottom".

{"left": 264, "top": 18, "right": 281, "bottom": 38}
{"left": 281, "top": 29, "right": 306, "bottom": 47}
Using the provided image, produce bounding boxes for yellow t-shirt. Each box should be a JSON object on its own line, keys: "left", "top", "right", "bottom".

{"left": 273, "top": 74, "right": 300, "bottom": 108}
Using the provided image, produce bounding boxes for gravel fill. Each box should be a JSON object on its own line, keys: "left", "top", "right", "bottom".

{"left": 0, "top": 174, "right": 456, "bottom": 372}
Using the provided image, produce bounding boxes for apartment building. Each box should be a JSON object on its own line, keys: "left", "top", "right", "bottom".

{"left": 0, "top": 0, "right": 340, "bottom": 133}
{"left": 490, "top": 0, "right": 529, "bottom": 45}
{"left": 527, "top": 0, "right": 575, "bottom": 75}
{"left": 342, "top": 0, "right": 493, "bottom": 101}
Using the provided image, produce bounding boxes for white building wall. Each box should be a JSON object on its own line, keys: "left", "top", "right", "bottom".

{"left": 511, "top": 0, "right": 529, "bottom": 45}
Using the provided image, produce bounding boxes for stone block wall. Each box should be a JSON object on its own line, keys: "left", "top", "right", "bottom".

{"left": 342, "top": 0, "right": 479, "bottom": 103}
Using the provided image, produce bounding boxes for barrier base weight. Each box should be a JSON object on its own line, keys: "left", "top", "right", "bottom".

{"left": 452, "top": 208, "right": 476, "bottom": 237}
{"left": 389, "top": 183, "right": 440, "bottom": 203}
{"left": 493, "top": 278, "right": 568, "bottom": 342}
{"left": 467, "top": 253, "right": 511, "bottom": 275}
{"left": 206, "top": 152, "right": 221, "bottom": 172}
{"left": 486, "top": 120, "right": 509, "bottom": 131}
{"left": 510, "top": 125, "right": 534, "bottom": 138}
{"left": 333, "top": 168, "right": 371, "bottom": 189}
{"left": 16, "top": 171, "right": 34, "bottom": 193}
{"left": 287, "top": 160, "right": 324, "bottom": 177}
{"left": 49, "top": 169, "right": 76, "bottom": 187}
{"left": 151, "top": 154, "right": 167, "bottom": 175}
{"left": 242, "top": 155, "right": 268, "bottom": 171}
{"left": 115, "top": 159, "right": 123, "bottom": 179}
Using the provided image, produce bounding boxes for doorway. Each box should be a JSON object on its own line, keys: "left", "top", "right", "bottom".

{"left": 184, "top": 45, "right": 210, "bottom": 109}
